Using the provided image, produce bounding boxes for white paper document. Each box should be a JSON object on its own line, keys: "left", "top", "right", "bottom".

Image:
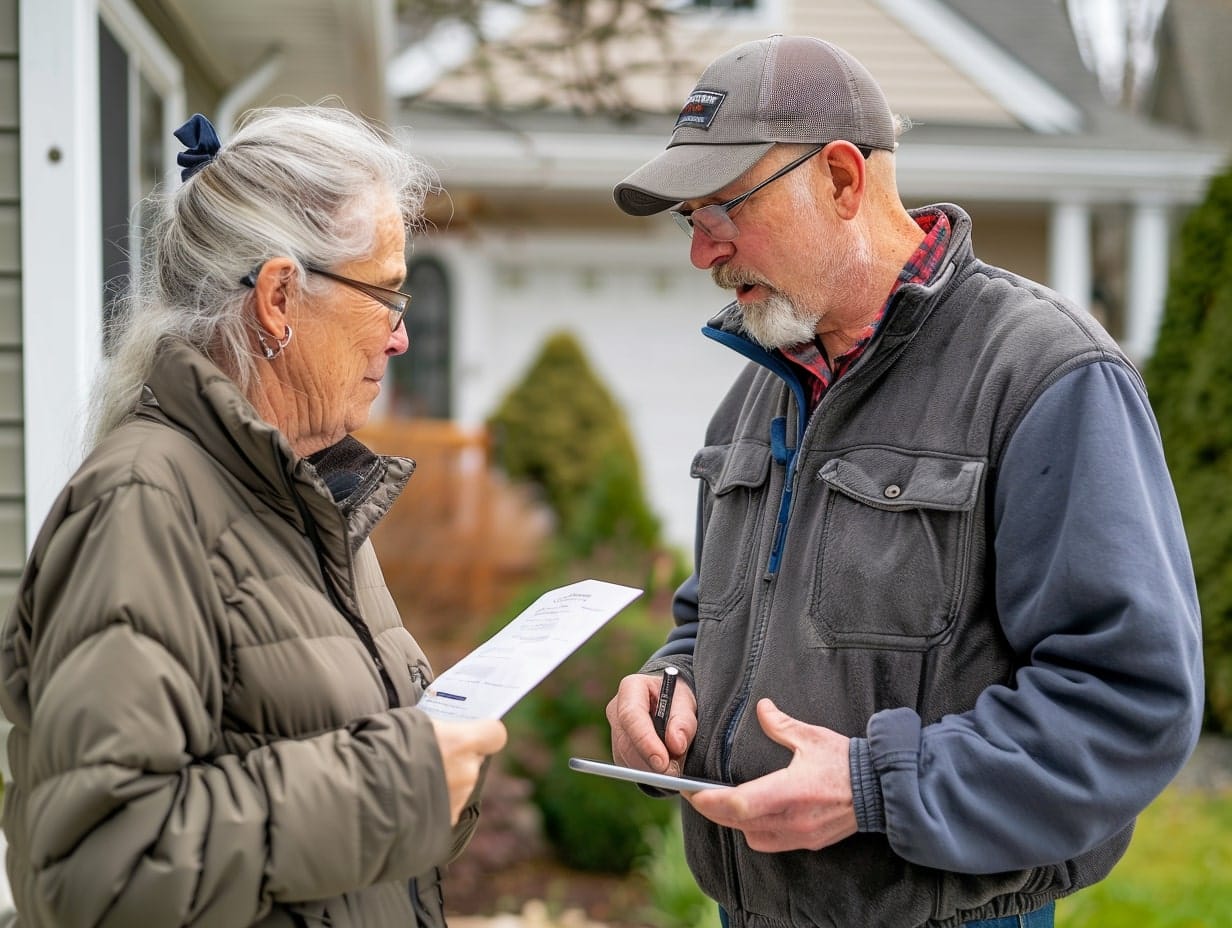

{"left": 416, "top": 578, "right": 643, "bottom": 720}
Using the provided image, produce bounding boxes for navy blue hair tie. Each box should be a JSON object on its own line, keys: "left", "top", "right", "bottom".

{"left": 173, "top": 114, "right": 221, "bottom": 182}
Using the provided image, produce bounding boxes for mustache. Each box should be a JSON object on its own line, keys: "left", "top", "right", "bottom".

{"left": 712, "top": 264, "right": 772, "bottom": 292}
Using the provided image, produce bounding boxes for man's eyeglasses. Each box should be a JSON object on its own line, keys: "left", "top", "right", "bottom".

{"left": 241, "top": 263, "right": 412, "bottom": 332}
{"left": 671, "top": 143, "right": 870, "bottom": 242}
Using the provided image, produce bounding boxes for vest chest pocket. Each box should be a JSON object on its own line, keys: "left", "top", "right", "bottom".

{"left": 811, "top": 449, "right": 984, "bottom": 648}
{"left": 692, "top": 440, "right": 773, "bottom": 618}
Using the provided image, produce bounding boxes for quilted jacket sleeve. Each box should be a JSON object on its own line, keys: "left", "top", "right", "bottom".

{"left": 0, "top": 479, "right": 454, "bottom": 928}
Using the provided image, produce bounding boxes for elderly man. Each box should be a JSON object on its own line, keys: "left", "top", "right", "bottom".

{"left": 605, "top": 34, "right": 1203, "bottom": 928}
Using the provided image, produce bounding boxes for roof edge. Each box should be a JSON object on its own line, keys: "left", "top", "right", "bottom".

{"left": 871, "top": 0, "right": 1085, "bottom": 134}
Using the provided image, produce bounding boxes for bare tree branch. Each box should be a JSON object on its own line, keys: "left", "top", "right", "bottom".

{"left": 396, "top": 0, "right": 686, "bottom": 121}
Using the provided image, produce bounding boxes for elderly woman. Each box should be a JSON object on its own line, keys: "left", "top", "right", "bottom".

{"left": 0, "top": 107, "right": 505, "bottom": 927}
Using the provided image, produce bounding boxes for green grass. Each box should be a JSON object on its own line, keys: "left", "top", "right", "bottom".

{"left": 1057, "top": 785, "right": 1232, "bottom": 928}
{"left": 637, "top": 785, "right": 1232, "bottom": 928}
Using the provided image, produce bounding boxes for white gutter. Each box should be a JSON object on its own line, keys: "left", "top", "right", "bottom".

{"left": 893, "top": 141, "right": 1226, "bottom": 202}
{"left": 406, "top": 128, "right": 1226, "bottom": 203}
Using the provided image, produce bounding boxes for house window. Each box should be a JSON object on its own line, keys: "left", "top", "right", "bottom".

{"left": 97, "top": 0, "right": 183, "bottom": 345}
{"left": 392, "top": 257, "right": 452, "bottom": 418}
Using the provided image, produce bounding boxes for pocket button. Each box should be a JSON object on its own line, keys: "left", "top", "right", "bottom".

{"left": 884, "top": 484, "right": 902, "bottom": 499}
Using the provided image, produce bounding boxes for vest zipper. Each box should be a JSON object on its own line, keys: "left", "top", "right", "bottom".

{"left": 721, "top": 410, "right": 803, "bottom": 917}
{"left": 765, "top": 451, "right": 800, "bottom": 576}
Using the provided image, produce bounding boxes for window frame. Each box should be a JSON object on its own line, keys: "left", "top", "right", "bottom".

{"left": 98, "top": 0, "right": 185, "bottom": 300}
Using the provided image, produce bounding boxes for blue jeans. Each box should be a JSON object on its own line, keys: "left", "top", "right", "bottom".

{"left": 718, "top": 901, "right": 1055, "bottom": 927}
{"left": 963, "top": 901, "right": 1055, "bottom": 928}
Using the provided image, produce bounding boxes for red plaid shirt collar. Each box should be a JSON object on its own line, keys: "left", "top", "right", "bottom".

{"left": 780, "top": 208, "right": 951, "bottom": 412}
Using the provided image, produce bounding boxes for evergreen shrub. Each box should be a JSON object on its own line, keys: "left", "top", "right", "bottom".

{"left": 487, "top": 331, "right": 660, "bottom": 558}
{"left": 485, "top": 331, "right": 683, "bottom": 870}
{"left": 1143, "top": 162, "right": 1232, "bottom": 731}
{"left": 636, "top": 810, "right": 714, "bottom": 928}
{"left": 499, "top": 592, "right": 677, "bottom": 873}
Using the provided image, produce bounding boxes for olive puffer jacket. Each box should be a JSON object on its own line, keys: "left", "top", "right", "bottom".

{"left": 0, "top": 339, "right": 478, "bottom": 927}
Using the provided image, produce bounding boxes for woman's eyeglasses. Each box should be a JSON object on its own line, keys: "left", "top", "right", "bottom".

{"left": 241, "top": 264, "right": 412, "bottom": 332}
{"left": 305, "top": 267, "right": 412, "bottom": 332}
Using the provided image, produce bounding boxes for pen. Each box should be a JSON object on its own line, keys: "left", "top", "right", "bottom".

{"left": 653, "top": 665, "right": 679, "bottom": 743}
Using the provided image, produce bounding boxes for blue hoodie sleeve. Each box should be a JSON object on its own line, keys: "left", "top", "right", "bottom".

{"left": 849, "top": 360, "right": 1204, "bottom": 873}
{"left": 657, "top": 573, "right": 699, "bottom": 656}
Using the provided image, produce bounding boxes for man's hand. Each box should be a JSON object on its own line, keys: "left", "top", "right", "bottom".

{"left": 430, "top": 717, "right": 508, "bottom": 824}
{"left": 686, "top": 698, "right": 857, "bottom": 852}
{"left": 606, "top": 671, "right": 697, "bottom": 774}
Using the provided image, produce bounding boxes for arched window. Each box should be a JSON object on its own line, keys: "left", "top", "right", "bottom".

{"left": 393, "top": 256, "right": 452, "bottom": 418}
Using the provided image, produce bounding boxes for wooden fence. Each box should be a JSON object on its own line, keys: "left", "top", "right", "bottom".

{"left": 355, "top": 418, "right": 553, "bottom": 665}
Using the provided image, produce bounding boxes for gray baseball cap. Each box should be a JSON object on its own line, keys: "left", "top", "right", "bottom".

{"left": 614, "top": 34, "right": 897, "bottom": 216}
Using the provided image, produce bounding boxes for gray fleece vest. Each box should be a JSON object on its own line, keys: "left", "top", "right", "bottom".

{"left": 681, "top": 204, "right": 1135, "bottom": 927}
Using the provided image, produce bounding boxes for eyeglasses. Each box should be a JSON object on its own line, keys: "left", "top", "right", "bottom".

{"left": 305, "top": 266, "right": 412, "bottom": 332}
{"left": 671, "top": 143, "right": 870, "bottom": 242}
{"left": 241, "top": 263, "right": 412, "bottom": 332}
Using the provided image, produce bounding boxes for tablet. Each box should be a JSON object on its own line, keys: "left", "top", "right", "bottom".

{"left": 568, "top": 756, "right": 731, "bottom": 792}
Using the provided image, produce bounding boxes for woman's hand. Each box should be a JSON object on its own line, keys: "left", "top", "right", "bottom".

{"left": 430, "top": 718, "right": 508, "bottom": 824}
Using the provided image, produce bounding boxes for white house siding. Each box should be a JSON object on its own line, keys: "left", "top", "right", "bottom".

{"left": 395, "top": 0, "right": 1104, "bottom": 560}
{"left": 421, "top": 200, "right": 1059, "bottom": 556}
{"left": 0, "top": 0, "right": 20, "bottom": 621}
{"left": 424, "top": 232, "right": 749, "bottom": 558}
{"left": 409, "top": 0, "right": 1016, "bottom": 130}
{"left": 789, "top": 0, "right": 1017, "bottom": 127}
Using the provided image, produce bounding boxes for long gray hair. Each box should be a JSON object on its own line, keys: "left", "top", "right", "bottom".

{"left": 89, "top": 105, "right": 434, "bottom": 447}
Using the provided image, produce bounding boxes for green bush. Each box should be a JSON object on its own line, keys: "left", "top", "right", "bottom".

{"left": 1143, "top": 163, "right": 1232, "bottom": 731}
{"left": 534, "top": 758, "right": 668, "bottom": 873}
{"left": 484, "top": 332, "right": 682, "bottom": 870}
{"left": 487, "top": 331, "right": 660, "bottom": 558}
{"left": 498, "top": 592, "right": 677, "bottom": 873}
{"left": 636, "top": 810, "right": 715, "bottom": 928}
{"left": 633, "top": 784, "right": 1232, "bottom": 928}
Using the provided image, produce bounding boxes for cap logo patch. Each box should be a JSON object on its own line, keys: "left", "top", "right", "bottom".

{"left": 675, "top": 90, "right": 727, "bottom": 130}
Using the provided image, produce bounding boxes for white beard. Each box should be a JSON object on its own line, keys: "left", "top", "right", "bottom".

{"left": 733, "top": 293, "right": 820, "bottom": 349}
{"left": 711, "top": 264, "right": 821, "bottom": 349}
{"left": 710, "top": 218, "right": 873, "bottom": 351}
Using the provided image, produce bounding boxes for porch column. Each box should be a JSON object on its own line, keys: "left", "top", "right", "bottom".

{"left": 20, "top": 0, "right": 103, "bottom": 550}
{"left": 1122, "top": 198, "right": 1171, "bottom": 364}
{"left": 1049, "top": 200, "right": 1092, "bottom": 314}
